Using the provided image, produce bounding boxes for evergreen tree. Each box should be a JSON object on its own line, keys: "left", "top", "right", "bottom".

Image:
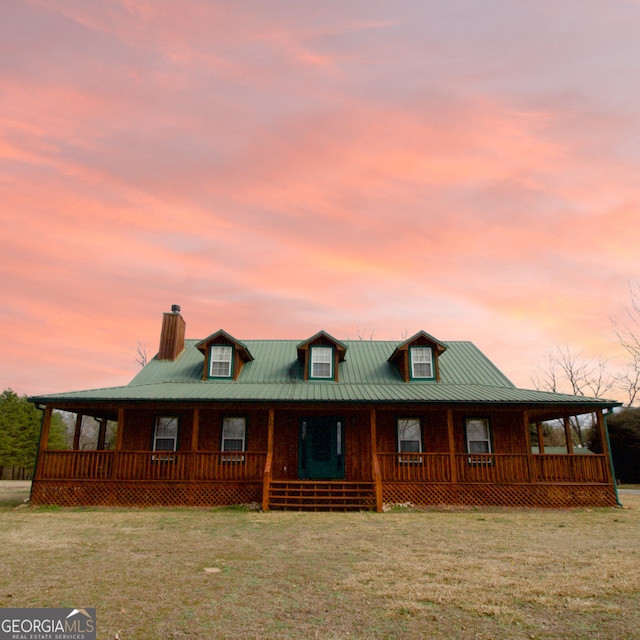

{"left": 0, "top": 389, "right": 67, "bottom": 477}
{"left": 591, "top": 407, "right": 640, "bottom": 483}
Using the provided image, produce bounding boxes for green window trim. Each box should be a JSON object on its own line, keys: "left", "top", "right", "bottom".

{"left": 409, "top": 346, "right": 435, "bottom": 380}
{"left": 209, "top": 344, "right": 234, "bottom": 379}
{"left": 309, "top": 345, "right": 334, "bottom": 380}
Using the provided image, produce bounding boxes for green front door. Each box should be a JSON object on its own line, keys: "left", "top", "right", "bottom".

{"left": 298, "top": 417, "right": 345, "bottom": 479}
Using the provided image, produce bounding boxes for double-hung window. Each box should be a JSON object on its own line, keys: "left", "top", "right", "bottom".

{"left": 210, "top": 345, "right": 233, "bottom": 378}
{"left": 397, "top": 418, "right": 422, "bottom": 463}
{"left": 222, "top": 416, "right": 246, "bottom": 461}
{"left": 466, "top": 418, "right": 492, "bottom": 464}
{"left": 310, "top": 346, "right": 333, "bottom": 379}
{"left": 410, "top": 347, "right": 434, "bottom": 379}
{"left": 153, "top": 416, "right": 178, "bottom": 461}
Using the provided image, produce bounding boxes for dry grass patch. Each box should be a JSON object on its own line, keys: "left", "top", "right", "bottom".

{"left": 0, "top": 480, "right": 31, "bottom": 507}
{"left": 0, "top": 496, "right": 639, "bottom": 639}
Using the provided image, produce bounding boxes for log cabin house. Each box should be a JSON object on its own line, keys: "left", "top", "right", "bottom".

{"left": 29, "top": 306, "right": 621, "bottom": 510}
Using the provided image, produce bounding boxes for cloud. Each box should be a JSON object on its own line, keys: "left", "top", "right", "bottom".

{"left": 1, "top": 1, "right": 640, "bottom": 394}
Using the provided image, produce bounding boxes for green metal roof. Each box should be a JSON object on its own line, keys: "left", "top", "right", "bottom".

{"left": 29, "top": 339, "right": 621, "bottom": 410}
{"left": 127, "top": 340, "right": 515, "bottom": 387}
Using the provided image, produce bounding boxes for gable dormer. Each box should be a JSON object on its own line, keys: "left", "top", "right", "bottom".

{"left": 195, "top": 330, "right": 253, "bottom": 381}
{"left": 388, "top": 331, "right": 447, "bottom": 382}
{"left": 297, "top": 331, "right": 348, "bottom": 382}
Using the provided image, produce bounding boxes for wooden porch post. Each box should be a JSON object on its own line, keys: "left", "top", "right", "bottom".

{"left": 596, "top": 409, "right": 615, "bottom": 484}
{"left": 73, "top": 413, "right": 83, "bottom": 450}
{"left": 114, "top": 409, "right": 125, "bottom": 452}
{"left": 189, "top": 407, "right": 200, "bottom": 480}
{"left": 370, "top": 409, "right": 383, "bottom": 512}
{"left": 262, "top": 408, "right": 274, "bottom": 512}
{"left": 97, "top": 419, "right": 107, "bottom": 450}
{"left": 447, "top": 409, "right": 457, "bottom": 484}
{"left": 563, "top": 417, "right": 573, "bottom": 454}
{"left": 111, "top": 408, "right": 125, "bottom": 491}
{"left": 523, "top": 411, "right": 535, "bottom": 482}
{"left": 33, "top": 405, "right": 53, "bottom": 481}
{"left": 536, "top": 422, "right": 545, "bottom": 454}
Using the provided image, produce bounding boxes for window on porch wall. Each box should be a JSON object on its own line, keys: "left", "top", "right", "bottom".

{"left": 465, "top": 419, "right": 492, "bottom": 463}
{"left": 153, "top": 416, "right": 178, "bottom": 451}
{"left": 397, "top": 418, "right": 422, "bottom": 462}
{"left": 222, "top": 417, "right": 246, "bottom": 461}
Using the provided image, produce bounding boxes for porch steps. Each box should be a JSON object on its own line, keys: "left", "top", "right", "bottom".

{"left": 268, "top": 481, "right": 376, "bottom": 511}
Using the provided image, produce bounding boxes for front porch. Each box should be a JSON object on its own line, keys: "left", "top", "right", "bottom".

{"left": 30, "top": 404, "right": 619, "bottom": 510}
{"left": 31, "top": 449, "right": 616, "bottom": 510}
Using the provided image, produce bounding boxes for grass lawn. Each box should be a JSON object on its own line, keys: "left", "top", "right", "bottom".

{"left": 0, "top": 483, "right": 639, "bottom": 639}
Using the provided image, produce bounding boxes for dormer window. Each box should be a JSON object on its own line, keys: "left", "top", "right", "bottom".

{"left": 388, "top": 331, "right": 446, "bottom": 382}
{"left": 410, "top": 347, "right": 434, "bottom": 379}
{"left": 196, "top": 330, "right": 253, "bottom": 381}
{"left": 297, "top": 331, "right": 347, "bottom": 382}
{"left": 310, "top": 346, "right": 333, "bottom": 379}
{"left": 210, "top": 345, "right": 233, "bottom": 378}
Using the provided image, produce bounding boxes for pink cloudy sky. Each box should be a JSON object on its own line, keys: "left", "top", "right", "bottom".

{"left": 2, "top": 0, "right": 640, "bottom": 397}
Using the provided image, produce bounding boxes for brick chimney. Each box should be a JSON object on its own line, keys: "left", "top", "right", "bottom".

{"left": 158, "top": 304, "right": 186, "bottom": 361}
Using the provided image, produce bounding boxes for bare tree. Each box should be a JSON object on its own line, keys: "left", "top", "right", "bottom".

{"left": 531, "top": 350, "right": 560, "bottom": 393}
{"left": 133, "top": 340, "right": 148, "bottom": 369}
{"left": 356, "top": 327, "right": 375, "bottom": 341}
{"left": 532, "top": 345, "right": 615, "bottom": 446}
{"left": 616, "top": 360, "right": 640, "bottom": 407}
{"left": 612, "top": 281, "right": 640, "bottom": 406}
{"left": 554, "top": 346, "right": 614, "bottom": 399}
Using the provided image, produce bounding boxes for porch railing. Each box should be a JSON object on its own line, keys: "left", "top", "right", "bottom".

{"left": 454, "top": 454, "right": 529, "bottom": 483}
{"left": 38, "top": 450, "right": 609, "bottom": 485}
{"left": 40, "top": 450, "right": 113, "bottom": 479}
{"left": 39, "top": 451, "right": 267, "bottom": 482}
{"left": 378, "top": 452, "right": 609, "bottom": 484}
{"left": 378, "top": 453, "right": 451, "bottom": 482}
{"left": 533, "top": 454, "right": 608, "bottom": 483}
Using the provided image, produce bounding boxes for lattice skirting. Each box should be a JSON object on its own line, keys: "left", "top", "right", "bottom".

{"left": 31, "top": 480, "right": 618, "bottom": 509}
{"left": 382, "top": 482, "right": 618, "bottom": 508}
{"left": 30, "top": 480, "right": 262, "bottom": 508}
